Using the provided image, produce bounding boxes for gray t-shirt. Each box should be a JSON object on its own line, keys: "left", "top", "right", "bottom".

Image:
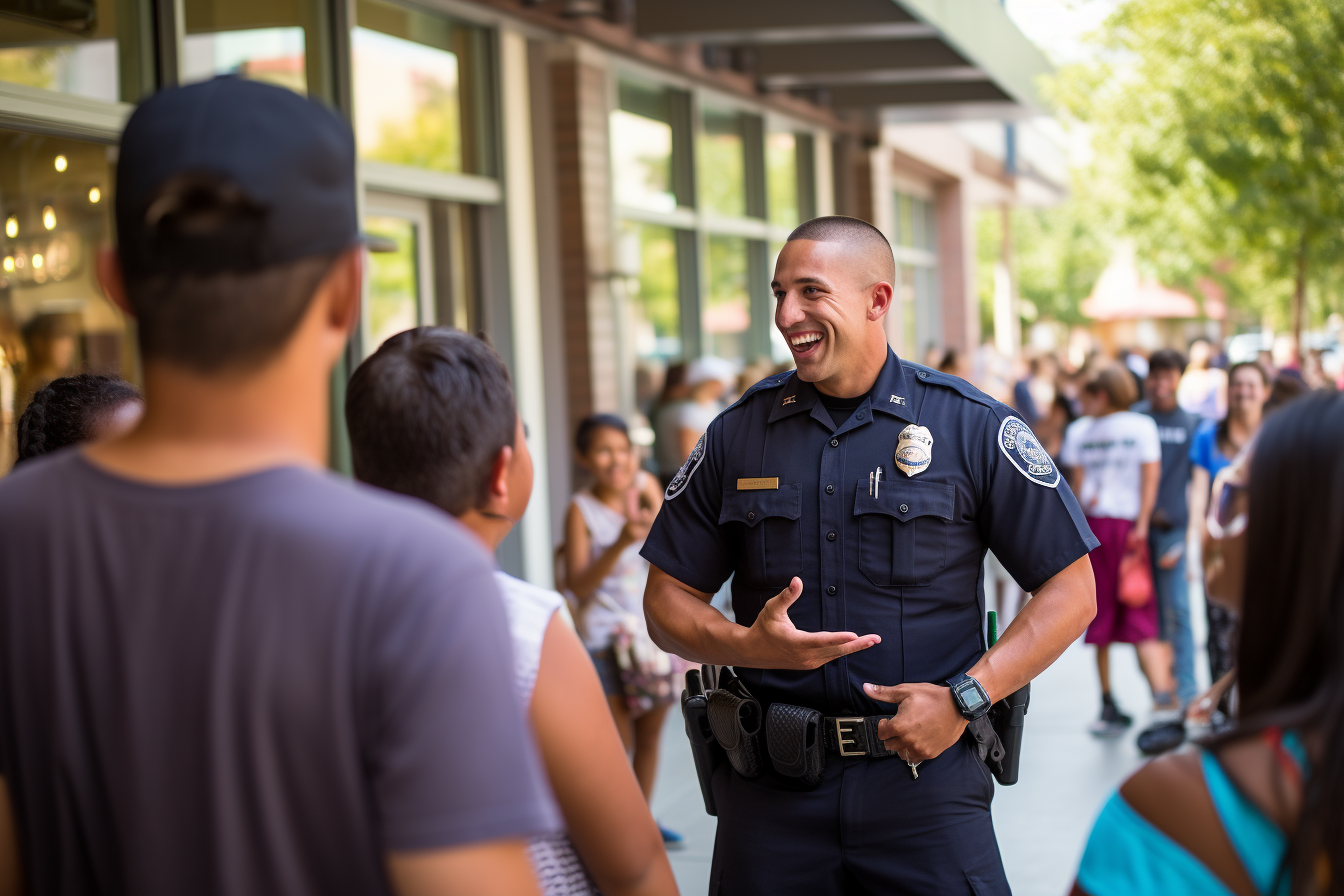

{"left": 0, "top": 451, "right": 558, "bottom": 896}
{"left": 1133, "top": 399, "right": 1201, "bottom": 529}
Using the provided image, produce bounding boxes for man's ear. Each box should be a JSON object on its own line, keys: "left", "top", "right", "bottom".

{"left": 869, "top": 280, "right": 894, "bottom": 321}
{"left": 97, "top": 247, "right": 134, "bottom": 318}
{"left": 482, "top": 444, "right": 514, "bottom": 512}
{"left": 325, "top": 247, "right": 363, "bottom": 336}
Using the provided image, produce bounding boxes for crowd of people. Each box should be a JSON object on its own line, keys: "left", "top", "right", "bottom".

{"left": 0, "top": 74, "right": 1339, "bottom": 896}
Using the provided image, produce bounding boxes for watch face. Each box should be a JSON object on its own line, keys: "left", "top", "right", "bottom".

{"left": 958, "top": 682, "right": 986, "bottom": 713}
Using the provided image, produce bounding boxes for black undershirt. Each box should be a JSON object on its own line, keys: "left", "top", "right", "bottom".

{"left": 817, "top": 391, "right": 864, "bottom": 423}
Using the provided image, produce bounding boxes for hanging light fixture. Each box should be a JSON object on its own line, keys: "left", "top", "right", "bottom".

{"left": 54, "top": 155, "right": 68, "bottom": 172}
{"left": 2, "top": 256, "right": 12, "bottom": 273}
{"left": 4, "top": 216, "right": 15, "bottom": 238}
{"left": 88, "top": 187, "right": 101, "bottom": 204}
{"left": 32, "top": 253, "right": 43, "bottom": 269}
{"left": 42, "top": 206, "right": 56, "bottom": 230}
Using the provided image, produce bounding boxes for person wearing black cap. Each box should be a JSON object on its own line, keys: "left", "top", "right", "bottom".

{"left": 0, "top": 78, "right": 555, "bottom": 896}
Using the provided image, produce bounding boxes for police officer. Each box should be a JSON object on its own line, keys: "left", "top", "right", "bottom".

{"left": 642, "top": 216, "right": 1098, "bottom": 894}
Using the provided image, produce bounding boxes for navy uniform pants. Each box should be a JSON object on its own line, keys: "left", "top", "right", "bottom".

{"left": 708, "top": 734, "right": 1010, "bottom": 895}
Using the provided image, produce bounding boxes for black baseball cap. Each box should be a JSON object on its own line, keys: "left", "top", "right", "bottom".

{"left": 116, "top": 77, "right": 362, "bottom": 278}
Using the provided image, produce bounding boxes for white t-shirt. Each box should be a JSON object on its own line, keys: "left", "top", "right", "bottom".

{"left": 1060, "top": 412, "right": 1161, "bottom": 521}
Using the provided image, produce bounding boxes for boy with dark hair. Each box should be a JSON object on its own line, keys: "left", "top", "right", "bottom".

{"left": 0, "top": 78, "right": 554, "bottom": 896}
{"left": 1133, "top": 347, "right": 1201, "bottom": 753}
{"left": 346, "top": 327, "right": 679, "bottom": 896}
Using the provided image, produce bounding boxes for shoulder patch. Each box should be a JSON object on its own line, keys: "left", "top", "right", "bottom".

{"left": 665, "top": 433, "right": 707, "bottom": 500}
{"left": 997, "top": 416, "right": 1060, "bottom": 488}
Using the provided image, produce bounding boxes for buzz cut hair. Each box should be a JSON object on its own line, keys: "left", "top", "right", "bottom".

{"left": 786, "top": 215, "right": 896, "bottom": 285}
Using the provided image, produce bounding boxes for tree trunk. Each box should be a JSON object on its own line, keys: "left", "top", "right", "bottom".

{"left": 1293, "top": 232, "right": 1307, "bottom": 368}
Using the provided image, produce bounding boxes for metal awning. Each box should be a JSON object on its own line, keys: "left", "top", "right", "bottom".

{"left": 635, "top": 0, "right": 1051, "bottom": 122}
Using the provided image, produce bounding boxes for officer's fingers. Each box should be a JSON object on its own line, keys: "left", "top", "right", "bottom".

{"left": 862, "top": 682, "right": 910, "bottom": 705}
{"left": 763, "top": 577, "right": 804, "bottom": 614}
{"left": 824, "top": 634, "right": 880, "bottom": 657}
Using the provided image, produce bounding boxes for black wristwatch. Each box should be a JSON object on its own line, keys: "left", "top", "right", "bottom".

{"left": 945, "top": 673, "right": 991, "bottom": 721}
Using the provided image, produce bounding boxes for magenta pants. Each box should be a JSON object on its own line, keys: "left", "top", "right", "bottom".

{"left": 1084, "top": 517, "right": 1159, "bottom": 645}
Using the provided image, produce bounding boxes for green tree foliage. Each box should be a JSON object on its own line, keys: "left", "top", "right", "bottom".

{"left": 1052, "top": 0, "right": 1344, "bottom": 336}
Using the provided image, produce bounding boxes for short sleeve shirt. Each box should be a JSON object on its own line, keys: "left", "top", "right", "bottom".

{"left": 1059, "top": 411, "right": 1162, "bottom": 521}
{"left": 641, "top": 350, "right": 1098, "bottom": 716}
{"left": 1132, "top": 400, "right": 1200, "bottom": 528}
{"left": 1190, "top": 420, "right": 1231, "bottom": 478}
{"left": 0, "top": 452, "right": 559, "bottom": 896}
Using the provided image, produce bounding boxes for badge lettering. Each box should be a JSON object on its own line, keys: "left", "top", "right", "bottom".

{"left": 997, "top": 416, "right": 1060, "bottom": 487}
{"left": 895, "top": 424, "right": 933, "bottom": 477}
{"left": 889, "top": 394, "right": 906, "bottom": 406}
{"left": 737, "top": 477, "right": 780, "bottom": 490}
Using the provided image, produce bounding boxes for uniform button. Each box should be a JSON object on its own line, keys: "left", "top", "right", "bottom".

{"left": 827, "top": 530, "right": 836, "bottom": 541}
{"left": 830, "top": 438, "right": 839, "bottom": 447}
{"left": 827, "top": 585, "right": 837, "bottom": 595}
{"left": 918, "top": 370, "right": 929, "bottom": 379}
{"left": 747, "top": 511, "right": 755, "bottom": 521}
{"left": 825, "top": 484, "right": 834, "bottom": 494}
{"left": 900, "top": 503, "right": 909, "bottom": 513}
{"left": 857, "top": 411, "right": 865, "bottom": 420}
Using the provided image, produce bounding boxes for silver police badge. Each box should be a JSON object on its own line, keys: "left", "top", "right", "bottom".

{"left": 895, "top": 424, "right": 933, "bottom": 477}
{"left": 997, "top": 416, "right": 1060, "bottom": 487}
{"left": 665, "top": 433, "right": 707, "bottom": 500}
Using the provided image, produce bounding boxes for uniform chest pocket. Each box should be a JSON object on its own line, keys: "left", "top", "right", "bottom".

{"left": 854, "top": 480, "right": 955, "bottom": 587}
{"left": 720, "top": 485, "right": 802, "bottom": 589}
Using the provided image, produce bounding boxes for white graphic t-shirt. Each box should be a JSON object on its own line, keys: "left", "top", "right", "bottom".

{"left": 1060, "top": 411, "right": 1162, "bottom": 521}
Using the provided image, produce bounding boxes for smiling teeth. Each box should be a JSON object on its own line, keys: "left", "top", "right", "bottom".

{"left": 791, "top": 333, "right": 822, "bottom": 347}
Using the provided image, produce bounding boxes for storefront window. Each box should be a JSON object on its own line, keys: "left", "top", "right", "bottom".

{"left": 894, "top": 190, "right": 937, "bottom": 251}
{"left": 354, "top": 0, "right": 485, "bottom": 175}
{"left": 182, "top": 0, "right": 307, "bottom": 93}
{"left": 363, "top": 214, "right": 420, "bottom": 352}
{"left": 0, "top": 0, "right": 119, "bottom": 102}
{"left": 704, "top": 235, "right": 750, "bottom": 362}
{"left": 611, "top": 81, "right": 675, "bottom": 213}
{"left": 619, "top": 221, "right": 680, "bottom": 361}
{"left": 766, "top": 132, "right": 798, "bottom": 228}
{"left": 0, "top": 128, "right": 126, "bottom": 473}
{"left": 699, "top": 108, "right": 746, "bottom": 219}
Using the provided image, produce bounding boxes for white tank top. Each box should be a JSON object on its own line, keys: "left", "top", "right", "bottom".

{"left": 570, "top": 487, "right": 651, "bottom": 651}
{"left": 493, "top": 572, "right": 599, "bottom": 896}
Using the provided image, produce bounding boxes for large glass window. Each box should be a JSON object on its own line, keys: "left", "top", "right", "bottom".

{"left": 893, "top": 189, "right": 940, "bottom": 356}
{"left": 354, "top": 0, "right": 488, "bottom": 176}
{"left": 619, "top": 221, "right": 681, "bottom": 361}
{"left": 0, "top": 0, "right": 119, "bottom": 101}
{"left": 363, "top": 214, "right": 421, "bottom": 352}
{"left": 612, "top": 81, "right": 676, "bottom": 213}
{"left": 0, "top": 128, "right": 126, "bottom": 473}
{"left": 699, "top": 108, "right": 746, "bottom": 219}
{"left": 766, "top": 132, "right": 799, "bottom": 228}
{"left": 181, "top": 0, "right": 307, "bottom": 93}
{"left": 704, "top": 235, "right": 750, "bottom": 362}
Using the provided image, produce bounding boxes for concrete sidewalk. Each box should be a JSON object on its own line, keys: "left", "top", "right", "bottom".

{"left": 649, "top": 624, "right": 1206, "bottom": 895}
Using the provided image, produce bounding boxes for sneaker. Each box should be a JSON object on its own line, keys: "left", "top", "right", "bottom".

{"left": 1088, "top": 698, "right": 1133, "bottom": 738}
{"left": 1136, "top": 719, "right": 1186, "bottom": 756}
{"left": 659, "top": 825, "right": 685, "bottom": 850}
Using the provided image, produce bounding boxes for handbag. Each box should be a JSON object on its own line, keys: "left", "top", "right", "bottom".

{"left": 592, "top": 591, "right": 683, "bottom": 715}
{"left": 1118, "top": 538, "right": 1155, "bottom": 608}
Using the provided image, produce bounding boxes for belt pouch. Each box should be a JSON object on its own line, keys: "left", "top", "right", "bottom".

{"left": 681, "top": 673, "right": 723, "bottom": 815}
{"left": 764, "top": 703, "right": 825, "bottom": 787}
{"left": 987, "top": 682, "right": 1030, "bottom": 785}
{"left": 706, "top": 687, "right": 764, "bottom": 779}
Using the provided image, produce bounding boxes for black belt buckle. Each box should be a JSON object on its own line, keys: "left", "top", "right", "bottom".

{"left": 833, "top": 716, "right": 869, "bottom": 757}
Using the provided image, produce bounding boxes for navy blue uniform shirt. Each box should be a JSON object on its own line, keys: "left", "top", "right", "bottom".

{"left": 642, "top": 349, "right": 1098, "bottom": 717}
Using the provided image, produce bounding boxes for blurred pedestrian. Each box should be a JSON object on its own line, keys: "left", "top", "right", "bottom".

{"left": 676, "top": 356, "right": 734, "bottom": 461}
{"left": 1072, "top": 392, "right": 1343, "bottom": 896}
{"left": 651, "top": 362, "right": 689, "bottom": 489}
{"left": 0, "top": 78, "right": 556, "bottom": 896}
{"left": 1131, "top": 350, "right": 1201, "bottom": 733}
{"left": 1178, "top": 337, "right": 1226, "bottom": 421}
{"left": 937, "top": 346, "right": 971, "bottom": 379}
{"left": 562, "top": 415, "right": 682, "bottom": 848}
{"left": 1190, "top": 361, "right": 1268, "bottom": 690}
{"left": 14, "top": 313, "right": 78, "bottom": 416}
{"left": 346, "top": 328, "right": 680, "bottom": 896}
{"left": 14, "top": 373, "right": 142, "bottom": 465}
{"left": 1061, "top": 364, "right": 1176, "bottom": 736}
{"left": 1013, "top": 353, "right": 1059, "bottom": 426}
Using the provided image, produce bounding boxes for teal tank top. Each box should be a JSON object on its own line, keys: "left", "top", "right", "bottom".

{"left": 1076, "top": 734, "right": 1306, "bottom": 896}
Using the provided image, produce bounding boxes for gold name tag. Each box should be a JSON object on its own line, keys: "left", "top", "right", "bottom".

{"left": 737, "top": 477, "right": 779, "bottom": 490}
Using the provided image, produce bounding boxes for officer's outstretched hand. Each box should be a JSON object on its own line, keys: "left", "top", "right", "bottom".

{"left": 864, "top": 682, "right": 968, "bottom": 764}
{"left": 745, "top": 577, "right": 880, "bottom": 670}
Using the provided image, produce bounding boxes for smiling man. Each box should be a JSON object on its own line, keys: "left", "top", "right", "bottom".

{"left": 642, "top": 216, "right": 1098, "bottom": 894}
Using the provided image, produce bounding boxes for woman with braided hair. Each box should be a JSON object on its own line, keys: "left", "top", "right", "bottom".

{"left": 14, "top": 374, "right": 142, "bottom": 466}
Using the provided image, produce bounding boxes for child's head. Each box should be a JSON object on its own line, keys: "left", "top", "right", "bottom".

{"left": 15, "top": 374, "right": 143, "bottom": 465}
{"left": 575, "top": 414, "right": 634, "bottom": 492}
{"left": 346, "top": 327, "right": 531, "bottom": 532}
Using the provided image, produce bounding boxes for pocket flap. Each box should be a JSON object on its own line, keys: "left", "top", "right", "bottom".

{"left": 719, "top": 483, "right": 802, "bottom": 527}
{"left": 853, "top": 479, "right": 955, "bottom": 522}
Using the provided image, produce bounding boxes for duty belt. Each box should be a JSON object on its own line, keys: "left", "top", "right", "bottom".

{"left": 824, "top": 715, "right": 898, "bottom": 758}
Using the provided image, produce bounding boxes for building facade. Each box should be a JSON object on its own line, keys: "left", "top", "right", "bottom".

{"left": 0, "top": 0, "right": 1054, "bottom": 582}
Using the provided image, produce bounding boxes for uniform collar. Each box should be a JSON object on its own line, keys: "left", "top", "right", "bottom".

{"left": 767, "top": 349, "right": 916, "bottom": 427}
